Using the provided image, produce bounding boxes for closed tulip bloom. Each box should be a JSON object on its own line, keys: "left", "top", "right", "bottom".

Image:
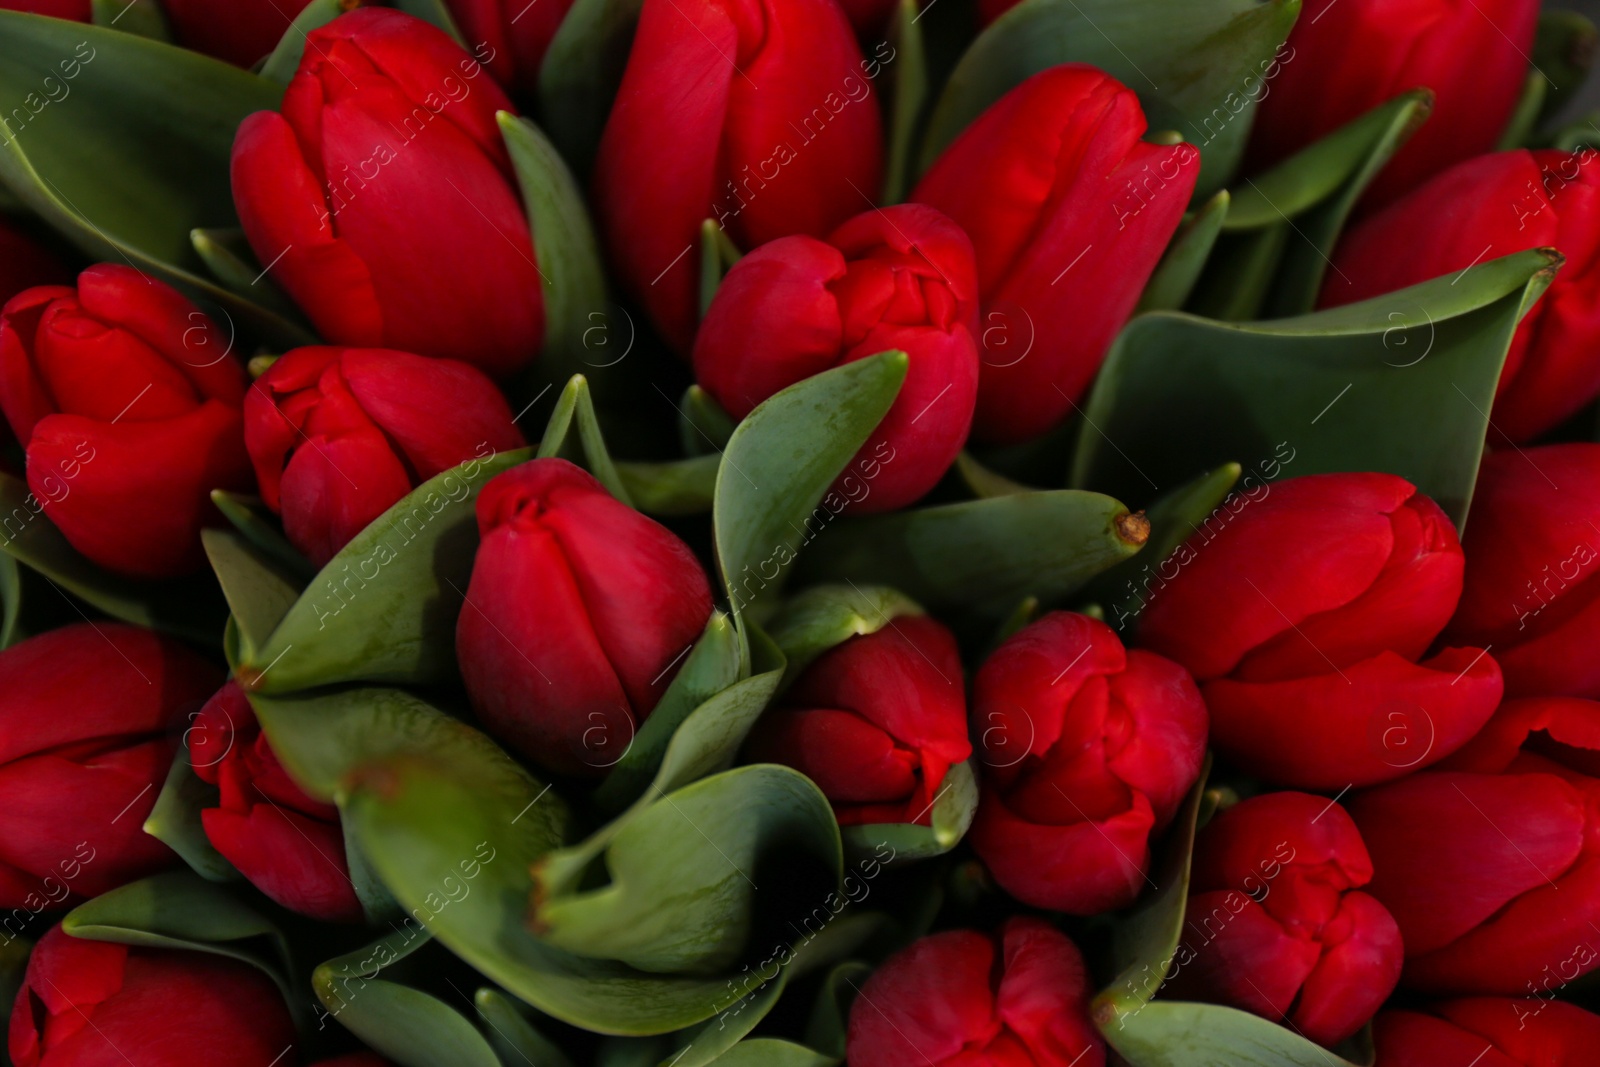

{"left": 445, "top": 0, "right": 576, "bottom": 100}
{"left": 9, "top": 925, "right": 297, "bottom": 1067}
{"left": 1447, "top": 444, "right": 1600, "bottom": 698}
{"left": 458, "top": 458, "right": 714, "bottom": 776}
{"left": 745, "top": 614, "right": 971, "bottom": 826}
{"left": 970, "top": 612, "right": 1207, "bottom": 914}
{"left": 912, "top": 64, "right": 1197, "bottom": 445}
{"left": 1246, "top": 0, "right": 1539, "bottom": 209}
{"left": 244, "top": 345, "right": 525, "bottom": 566}
{"left": 0, "top": 625, "right": 219, "bottom": 912}
{"left": 694, "top": 204, "right": 979, "bottom": 512}
{"left": 1373, "top": 998, "right": 1600, "bottom": 1066}
{"left": 0, "top": 265, "right": 252, "bottom": 578}
{"left": 190, "top": 683, "right": 362, "bottom": 923}
{"left": 1323, "top": 151, "right": 1600, "bottom": 442}
{"left": 1138, "top": 472, "right": 1502, "bottom": 788}
{"left": 592, "top": 0, "right": 883, "bottom": 353}
{"left": 162, "top": 0, "right": 317, "bottom": 67}
{"left": 1350, "top": 696, "right": 1600, "bottom": 994}
{"left": 1166, "top": 792, "right": 1402, "bottom": 1047}
{"left": 847, "top": 918, "right": 1104, "bottom": 1067}
{"left": 232, "top": 9, "right": 543, "bottom": 377}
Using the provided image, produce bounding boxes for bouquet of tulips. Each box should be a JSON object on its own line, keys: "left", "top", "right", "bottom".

{"left": 0, "top": 0, "right": 1597, "bottom": 1064}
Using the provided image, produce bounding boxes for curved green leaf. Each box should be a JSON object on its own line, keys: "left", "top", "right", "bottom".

{"left": 804, "top": 960, "right": 870, "bottom": 1059}
{"left": 211, "top": 489, "right": 315, "bottom": 580}
{"left": 680, "top": 385, "right": 737, "bottom": 457}
{"left": 952, "top": 451, "right": 1032, "bottom": 499}
{"left": 537, "top": 375, "right": 632, "bottom": 504}
{"left": 1138, "top": 190, "right": 1230, "bottom": 314}
{"left": 1496, "top": 71, "right": 1546, "bottom": 152}
{"left": 314, "top": 929, "right": 501, "bottom": 1067}
{"left": 764, "top": 583, "right": 923, "bottom": 685}
{"left": 1186, "top": 224, "right": 1288, "bottom": 322}
{"left": 701, "top": 219, "right": 742, "bottom": 318}
{"left": 91, "top": 0, "right": 170, "bottom": 40}
{"left": 0, "top": 553, "right": 20, "bottom": 649}
{"left": 709, "top": 1040, "right": 836, "bottom": 1067}
{"left": 921, "top": 0, "right": 1300, "bottom": 196}
{"left": 840, "top": 760, "right": 977, "bottom": 863}
{"left": 1097, "top": 1001, "right": 1363, "bottom": 1067}
{"left": 201, "top": 528, "right": 302, "bottom": 662}
{"left": 143, "top": 737, "right": 238, "bottom": 883}
{"left": 616, "top": 455, "right": 720, "bottom": 516}
{"left": 0, "top": 12, "right": 306, "bottom": 346}
{"left": 882, "top": 0, "right": 928, "bottom": 204}
{"left": 1070, "top": 248, "right": 1561, "bottom": 527}
{"left": 240, "top": 447, "right": 533, "bottom": 692}
{"left": 537, "top": 0, "right": 644, "bottom": 169}
{"left": 475, "top": 987, "right": 578, "bottom": 1067}
{"left": 0, "top": 471, "right": 227, "bottom": 647}
{"left": 1535, "top": 10, "right": 1598, "bottom": 125}
{"left": 795, "top": 490, "right": 1146, "bottom": 618}
{"left": 715, "top": 352, "right": 907, "bottom": 640}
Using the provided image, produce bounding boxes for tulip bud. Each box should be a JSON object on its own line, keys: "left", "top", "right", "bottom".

{"left": 592, "top": 0, "right": 884, "bottom": 353}
{"left": 244, "top": 345, "right": 525, "bottom": 567}
{"left": 1246, "top": 0, "right": 1540, "bottom": 210}
{"left": 969, "top": 612, "right": 1207, "bottom": 914}
{"left": 0, "top": 624, "right": 219, "bottom": 914}
{"left": 1374, "top": 997, "right": 1600, "bottom": 1066}
{"left": 846, "top": 918, "right": 1105, "bottom": 1067}
{"left": 1323, "top": 150, "right": 1600, "bottom": 442}
{"left": 231, "top": 9, "right": 543, "bottom": 377}
{"left": 0, "top": 219, "right": 68, "bottom": 305}
{"left": 1350, "top": 696, "right": 1600, "bottom": 994}
{"left": 912, "top": 65, "right": 1197, "bottom": 445}
{"left": 1165, "top": 792, "right": 1402, "bottom": 1048}
{"left": 1446, "top": 444, "right": 1600, "bottom": 699}
{"left": 745, "top": 614, "right": 971, "bottom": 826}
{"left": 190, "top": 683, "right": 362, "bottom": 923}
{"left": 457, "top": 458, "right": 714, "bottom": 777}
{"left": 1137, "top": 472, "right": 1502, "bottom": 788}
{"left": 0, "top": 265, "right": 253, "bottom": 578}
{"left": 694, "top": 204, "right": 979, "bottom": 512}
{"left": 162, "top": 0, "right": 318, "bottom": 68}
{"left": 9, "top": 925, "right": 297, "bottom": 1067}
{"left": 444, "top": 0, "right": 575, "bottom": 100}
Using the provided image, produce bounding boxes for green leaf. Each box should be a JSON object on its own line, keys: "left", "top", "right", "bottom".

{"left": 1534, "top": 10, "right": 1599, "bottom": 125}
{"left": 62, "top": 871, "right": 300, "bottom": 1022}
{"left": 239, "top": 447, "right": 532, "bottom": 692}
{"left": 1186, "top": 224, "right": 1288, "bottom": 322}
{"left": 536, "top": 375, "right": 633, "bottom": 504}
{"left": 804, "top": 961, "right": 871, "bottom": 1059}
{"left": 189, "top": 228, "right": 313, "bottom": 334}
{"left": 498, "top": 113, "right": 615, "bottom": 403}
{"left": 211, "top": 489, "right": 315, "bottom": 580}
{"left": 714, "top": 352, "right": 907, "bottom": 643}
{"left": 1137, "top": 191, "right": 1230, "bottom": 314}
{"left": 615, "top": 455, "right": 720, "bottom": 516}
{"left": 0, "top": 553, "right": 20, "bottom": 649}
{"left": 392, "top": 0, "right": 466, "bottom": 42}
{"left": 201, "top": 528, "right": 302, "bottom": 663}
{"left": 700, "top": 219, "right": 742, "bottom": 319}
{"left": 1070, "top": 248, "right": 1561, "bottom": 527}
{"left": 91, "top": 0, "right": 171, "bottom": 40}
{"left": 839, "top": 760, "right": 977, "bottom": 863}
{"left": 1097, "top": 1001, "right": 1363, "bottom": 1067}
{"left": 952, "top": 451, "right": 1032, "bottom": 499}
{"left": 795, "top": 490, "right": 1147, "bottom": 619}
{"left": 679, "top": 385, "right": 738, "bottom": 458}
{"left": 532, "top": 765, "right": 841, "bottom": 974}
{"left": 475, "top": 987, "right": 579, "bottom": 1067}
{"left": 592, "top": 612, "right": 746, "bottom": 812}
{"left": 314, "top": 928, "right": 502, "bottom": 1067}
{"left": 0, "top": 471, "right": 227, "bottom": 647}
{"left": 920, "top": 0, "right": 1300, "bottom": 197}
{"left": 143, "top": 736, "right": 238, "bottom": 883}
{"left": 537, "top": 0, "right": 645, "bottom": 170}
{"left": 260, "top": 0, "right": 352, "bottom": 84}
{"left": 0, "top": 12, "right": 307, "bottom": 347}
{"left": 1496, "top": 71, "right": 1546, "bottom": 152}
{"left": 764, "top": 582, "right": 923, "bottom": 684}
{"left": 709, "top": 1040, "right": 837, "bottom": 1067}
{"left": 882, "top": 0, "right": 928, "bottom": 205}
{"left": 1083, "top": 463, "right": 1242, "bottom": 633}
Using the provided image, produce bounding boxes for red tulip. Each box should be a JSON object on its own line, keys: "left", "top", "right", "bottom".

{"left": 231, "top": 9, "right": 543, "bottom": 377}
{"left": 1137, "top": 472, "right": 1502, "bottom": 788}
{"left": 912, "top": 64, "right": 1198, "bottom": 445}
{"left": 162, "top": 0, "right": 317, "bottom": 68}
{"left": 0, "top": 1, "right": 87, "bottom": 18}
{"left": 847, "top": 918, "right": 1105, "bottom": 1067}
{"left": 0, "top": 220, "right": 68, "bottom": 305}
{"left": 592, "top": 0, "right": 884, "bottom": 353}
{"left": 970, "top": 612, "right": 1207, "bottom": 914}
{"left": 1246, "top": 0, "right": 1539, "bottom": 210}
{"left": 190, "top": 683, "right": 362, "bottom": 923}
{"left": 1164, "top": 792, "right": 1402, "bottom": 1047}
{"left": 694, "top": 204, "right": 979, "bottom": 512}
{"left": 1323, "top": 150, "right": 1600, "bottom": 442}
{"left": 1373, "top": 997, "right": 1600, "bottom": 1066}
{"left": 0, "top": 624, "right": 218, "bottom": 917}
{"left": 0, "top": 265, "right": 252, "bottom": 578}
{"left": 244, "top": 345, "right": 525, "bottom": 567}
{"left": 457, "top": 458, "right": 714, "bottom": 776}
{"left": 745, "top": 614, "right": 971, "bottom": 826}
{"left": 445, "top": 0, "right": 576, "bottom": 100}
{"left": 9, "top": 925, "right": 297, "bottom": 1067}
{"left": 1350, "top": 696, "right": 1600, "bottom": 994}
{"left": 1447, "top": 444, "right": 1600, "bottom": 699}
